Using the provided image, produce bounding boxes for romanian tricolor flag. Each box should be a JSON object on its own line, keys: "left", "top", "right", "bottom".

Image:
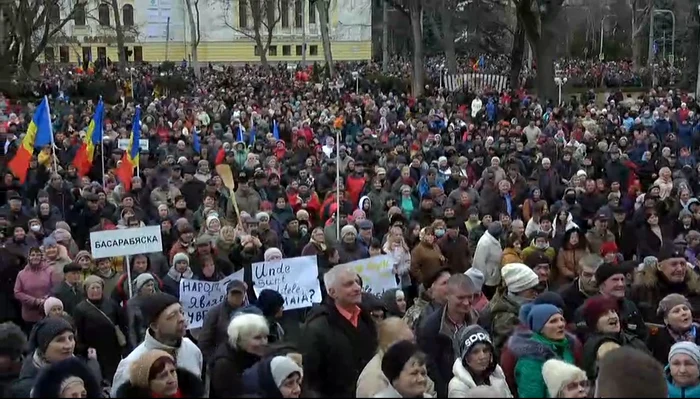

{"left": 8, "top": 97, "right": 53, "bottom": 183}
{"left": 116, "top": 106, "right": 142, "bottom": 191}
{"left": 72, "top": 99, "right": 104, "bottom": 176}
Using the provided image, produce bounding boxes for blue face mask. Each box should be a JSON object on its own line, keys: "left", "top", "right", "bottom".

{"left": 435, "top": 229, "right": 445, "bottom": 237}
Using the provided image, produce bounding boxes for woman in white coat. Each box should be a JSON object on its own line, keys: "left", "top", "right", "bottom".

{"left": 448, "top": 326, "right": 512, "bottom": 398}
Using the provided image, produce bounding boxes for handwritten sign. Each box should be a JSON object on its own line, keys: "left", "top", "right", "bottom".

{"left": 342, "top": 255, "right": 398, "bottom": 297}
{"left": 179, "top": 269, "right": 244, "bottom": 329}
{"left": 251, "top": 256, "right": 321, "bottom": 311}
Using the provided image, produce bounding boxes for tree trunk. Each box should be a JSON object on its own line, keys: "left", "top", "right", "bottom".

{"left": 439, "top": 0, "right": 457, "bottom": 75}
{"left": 317, "top": 0, "right": 335, "bottom": 78}
{"left": 409, "top": 0, "right": 423, "bottom": 96}
{"left": 382, "top": 0, "right": 389, "bottom": 73}
{"left": 184, "top": 0, "right": 200, "bottom": 77}
{"left": 510, "top": 21, "right": 525, "bottom": 89}
{"left": 534, "top": 38, "right": 556, "bottom": 102}
{"left": 111, "top": 0, "right": 126, "bottom": 71}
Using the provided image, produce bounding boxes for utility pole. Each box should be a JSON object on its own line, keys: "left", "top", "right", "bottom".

{"left": 301, "top": 0, "right": 307, "bottom": 67}
{"left": 165, "top": 17, "right": 171, "bottom": 61}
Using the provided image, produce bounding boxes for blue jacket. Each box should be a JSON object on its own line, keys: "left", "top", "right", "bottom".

{"left": 653, "top": 119, "right": 673, "bottom": 139}
{"left": 666, "top": 366, "right": 700, "bottom": 398}
{"left": 679, "top": 123, "right": 694, "bottom": 148}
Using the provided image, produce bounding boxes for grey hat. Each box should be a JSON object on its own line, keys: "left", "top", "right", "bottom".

{"left": 487, "top": 222, "right": 503, "bottom": 237}
{"left": 134, "top": 273, "right": 155, "bottom": 294}
{"left": 669, "top": 341, "right": 700, "bottom": 366}
{"left": 657, "top": 293, "right": 691, "bottom": 319}
{"left": 32, "top": 317, "right": 73, "bottom": 354}
{"left": 464, "top": 268, "right": 485, "bottom": 292}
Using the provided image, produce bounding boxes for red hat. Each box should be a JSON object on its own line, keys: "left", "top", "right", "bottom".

{"left": 582, "top": 296, "right": 619, "bottom": 329}
{"left": 600, "top": 241, "right": 618, "bottom": 256}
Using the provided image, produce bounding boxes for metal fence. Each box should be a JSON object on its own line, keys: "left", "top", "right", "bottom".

{"left": 440, "top": 73, "right": 510, "bottom": 93}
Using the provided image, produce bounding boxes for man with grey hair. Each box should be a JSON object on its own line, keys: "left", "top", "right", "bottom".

{"left": 559, "top": 254, "right": 603, "bottom": 323}
{"left": 300, "top": 264, "right": 377, "bottom": 397}
{"left": 417, "top": 273, "right": 480, "bottom": 397}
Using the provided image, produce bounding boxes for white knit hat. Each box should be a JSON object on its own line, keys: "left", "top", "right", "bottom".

{"left": 542, "top": 359, "right": 587, "bottom": 397}
{"left": 501, "top": 263, "right": 539, "bottom": 293}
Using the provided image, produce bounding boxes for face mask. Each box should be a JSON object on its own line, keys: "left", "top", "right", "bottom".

{"left": 536, "top": 243, "right": 549, "bottom": 250}
{"left": 30, "top": 225, "right": 41, "bottom": 232}
{"left": 435, "top": 229, "right": 445, "bottom": 237}
{"left": 300, "top": 226, "right": 308, "bottom": 235}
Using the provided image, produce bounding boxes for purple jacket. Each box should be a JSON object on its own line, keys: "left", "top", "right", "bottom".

{"left": 14, "top": 262, "right": 55, "bottom": 322}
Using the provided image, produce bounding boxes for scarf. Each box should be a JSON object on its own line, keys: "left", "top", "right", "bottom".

{"left": 668, "top": 323, "right": 699, "bottom": 343}
{"left": 310, "top": 237, "right": 327, "bottom": 252}
{"left": 167, "top": 266, "right": 193, "bottom": 282}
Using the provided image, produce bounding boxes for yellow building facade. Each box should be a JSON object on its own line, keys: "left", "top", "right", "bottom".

{"left": 45, "top": 0, "right": 372, "bottom": 63}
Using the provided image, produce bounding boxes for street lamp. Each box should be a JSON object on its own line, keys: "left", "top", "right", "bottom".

{"left": 554, "top": 77, "right": 567, "bottom": 105}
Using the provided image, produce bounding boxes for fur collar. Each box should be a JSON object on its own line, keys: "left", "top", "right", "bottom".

{"left": 115, "top": 368, "right": 204, "bottom": 398}
{"left": 634, "top": 264, "right": 700, "bottom": 293}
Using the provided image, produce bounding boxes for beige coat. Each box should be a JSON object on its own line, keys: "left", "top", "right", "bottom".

{"left": 358, "top": 352, "right": 436, "bottom": 398}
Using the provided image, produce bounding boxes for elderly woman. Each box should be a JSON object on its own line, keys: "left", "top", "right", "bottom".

{"left": 127, "top": 273, "right": 157, "bottom": 349}
{"left": 114, "top": 350, "right": 204, "bottom": 398}
{"left": 14, "top": 246, "right": 55, "bottom": 333}
{"left": 410, "top": 227, "right": 445, "bottom": 286}
{"left": 649, "top": 294, "right": 700, "bottom": 365}
{"left": 242, "top": 356, "right": 304, "bottom": 398}
{"left": 374, "top": 340, "right": 431, "bottom": 398}
{"left": 541, "top": 359, "right": 589, "bottom": 398}
{"left": 210, "top": 313, "right": 269, "bottom": 398}
{"left": 73, "top": 251, "right": 95, "bottom": 281}
{"left": 654, "top": 167, "right": 674, "bottom": 200}
{"left": 666, "top": 342, "right": 700, "bottom": 398}
{"left": 357, "top": 318, "right": 436, "bottom": 398}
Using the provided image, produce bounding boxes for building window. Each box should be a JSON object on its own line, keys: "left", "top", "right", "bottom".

{"left": 282, "top": 45, "right": 291, "bottom": 56}
{"left": 254, "top": 45, "right": 260, "bottom": 56}
{"left": 309, "top": 44, "right": 318, "bottom": 56}
{"left": 97, "top": 46, "right": 107, "bottom": 60}
{"left": 238, "top": 0, "right": 248, "bottom": 28}
{"left": 295, "top": 45, "right": 302, "bottom": 56}
{"left": 45, "top": 47, "right": 55, "bottom": 62}
{"left": 268, "top": 45, "right": 277, "bottom": 56}
{"left": 294, "top": 0, "right": 302, "bottom": 28}
{"left": 122, "top": 4, "right": 134, "bottom": 26}
{"left": 59, "top": 46, "right": 70, "bottom": 63}
{"left": 74, "top": 4, "right": 86, "bottom": 26}
{"left": 309, "top": 1, "right": 315, "bottom": 24}
{"left": 49, "top": 3, "right": 60, "bottom": 24}
{"left": 280, "top": 0, "right": 289, "bottom": 28}
{"left": 82, "top": 47, "right": 92, "bottom": 63}
{"left": 98, "top": 3, "right": 110, "bottom": 26}
{"left": 134, "top": 46, "right": 143, "bottom": 62}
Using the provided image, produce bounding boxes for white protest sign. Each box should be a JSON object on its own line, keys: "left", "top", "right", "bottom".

{"left": 343, "top": 255, "right": 397, "bottom": 297}
{"left": 179, "top": 268, "right": 245, "bottom": 329}
{"left": 252, "top": 255, "right": 321, "bottom": 310}
{"left": 118, "top": 138, "right": 149, "bottom": 151}
{"left": 90, "top": 226, "right": 163, "bottom": 259}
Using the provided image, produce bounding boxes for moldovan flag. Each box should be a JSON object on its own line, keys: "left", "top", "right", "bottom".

{"left": 72, "top": 99, "right": 104, "bottom": 176}
{"left": 116, "top": 106, "right": 142, "bottom": 191}
{"left": 8, "top": 96, "right": 53, "bottom": 183}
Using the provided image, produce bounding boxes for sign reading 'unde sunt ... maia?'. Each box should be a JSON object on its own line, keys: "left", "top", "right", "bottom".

{"left": 90, "top": 226, "right": 163, "bottom": 259}
{"left": 251, "top": 255, "right": 321, "bottom": 311}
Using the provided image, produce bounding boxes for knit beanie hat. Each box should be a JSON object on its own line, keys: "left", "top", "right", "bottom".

{"left": 134, "top": 273, "right": 155, "bottom": 294}
{"left": 141, "top": 293, "right": 179, "bottom": 325}
{"left": 501, "top": 263, "right": 539, "bottom": 294}
{"left": 669, "top": 341, "right": 700, "bottom": 366}
{"left": 521, "top": 303, "right": 562, "bottom": 333}
{"left": 455, "top": 325, "right": 494, "bottom": 364}
{"left": 542, "top": 359, "right": 587, "bottom": 397}
{"left": 600, "top": 241, "right": 618, "bottom": 256}
{"left": 43, "top": 297, "right": 64, "bottom": 316}
{"left": 264, "top": 247, "right": 284, "bottom": 262}
{"left": 582, "top": 296, "right": 619, "bottom": 329}
{"left": 341, "top": 225, "right": 358, "bottom": 239}
{"left": 83, "top": 275, "right": 104, "bottom": 292}
{"left": 43, "top": 236, "right": 58, "bottom": 247}
{"left": 32, "top": 317, "right": 74, "bottom": 354}
{"left": 129, "top": 349, "right": 173, "bottom": 388}
{"left": 464, "top": 268, "right": 485, "bottom": 292}
{"left": 270, "top": 356, "right": 303, "bottom": 388}
{"left": 256, "top": 289, "right": 285, "bottom": 318}
{"left": 172, "top": 252, "right": 190, "bottom": 267}
{"left": 381, "top": 340, "right": 421, "bottom": 383}
{"left": 534, "top": 291, "right": 566, "bottom": 310}
{"left": 206, "top": 215, "right": 220, "bottom": 229}
{"left": 658, "top": 293, "right": 692, "bottom": 319}
{"left": 594, "top": 262, "right": 628, "bottom": 286}
{"left": 74, "top": 250, "right": 93, "bottom": 264}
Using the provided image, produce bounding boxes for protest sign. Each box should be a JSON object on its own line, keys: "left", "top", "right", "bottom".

{"left": 251, "top": 256, "right": 321, "bottom": 311}
{"left": 90, "top": 226, "right": 163, "bottom": 259}
{"left": 118, "top": 138, "right": 149, "bottom": 151}
{"left": 343, "top": 255, "right": 397, "bottom": 296}
{"left": 180, "top": 269, "right": 244, "bottom": 329}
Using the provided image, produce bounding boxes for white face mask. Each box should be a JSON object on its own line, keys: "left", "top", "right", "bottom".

{"left": 30, "top": 225, "right": 41, "bottom": 232}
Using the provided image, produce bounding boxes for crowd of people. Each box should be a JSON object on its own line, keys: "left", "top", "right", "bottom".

{"left": 1, "top": 57, "right": 700, "bottom": 398}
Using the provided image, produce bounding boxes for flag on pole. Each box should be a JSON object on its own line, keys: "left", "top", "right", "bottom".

{"left": 8, "top": 97, "right": 53, "bottom": 183}
{"left": 272, "top": 120, "right": 280, "bottom": 140}
{"left": 72, "top": 99, "right": 104, "bottom": 176}
{"left": 193, "top": 126, "right": 201, "bottom": 154}
{"left": 116, "top": 107, "right": 142, "bottom": 191}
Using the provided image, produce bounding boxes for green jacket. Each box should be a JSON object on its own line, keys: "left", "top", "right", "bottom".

{"left": 480, "top": 293, "right": 522, "bottom": 354}
{"left": 510, "top": 331, "right": 576, "bottom": 398}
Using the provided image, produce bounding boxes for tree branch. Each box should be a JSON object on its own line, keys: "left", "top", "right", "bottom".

{"left": 384, "top": 0, "right": 410, "bottom": 20}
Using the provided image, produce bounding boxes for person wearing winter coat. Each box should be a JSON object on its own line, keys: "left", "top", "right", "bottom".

{"left": 0, "top": 322, "right": 27, "bottom": 398}
{"left": 241, "top": 355, "right": 304, "bottom": 398}
{"left": 541, "top": 359, "right": 589, "bottom": 398}
{"left": 410, "top": 227, "right": 445, "bottom": 286}
{"left": 256, "top": 289, "right": 286, "bottom": 343}
{"left": 113, "top": 349, "right": 205, "bottom": 398}
{"left": 508, "top": 303, "right": 577, "bottom": 398}
{"left": 162, "top": 253, "right": 194, "bottom": 300}
{"left": 198, "top": 279, "right": 248, "bottom": 362}
{"left": 13, "top": 247, "right": 55, "bottom": 333}
{"left": 383, "top": 226, "right": 412, "bottom": 293}
{"left": 31, "top": 356, "right": 102, "bottom": 398}
{"left": 73, "top": 275, "right": 128, "bottom": 382}
{"left": 381, "top": 289, "right": 407, "bottom": 318}
{"left": 210, "top": 313, "right": 269, "bottom": 398}
{"left": 555, "top": 228, "right": 589, "bottom": 289}
{"left": 374, "top": 340, "right": 432, "bottom": 398}
{"left": 111, "top": 293, "right": 203, "bottom": 397}
{"left": 127, "top": 273, "right": 158, "bottom": 349}
{"left": 649, "top": 293, "right": 700, "bottom": 365}
{"left": 448, "top": 326, "right": 512, "bottom": 397}
{"left": 438, "top": 219, "right": 471, "bottom": 274}
{"left": 666, "top": 342, "right": 700, "bottom": 398}
{"left": 51, "top": 263, "right": 85, "bottom": 317}
{"left": 90, "top": 257, "right": 121, "bottom": 299}
{"left": 472, "top": 222, "right": 504, "bottom": 299}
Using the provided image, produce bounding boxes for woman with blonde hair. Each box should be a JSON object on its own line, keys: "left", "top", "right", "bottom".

{"left": 356, "top": 317, "right": 436, "bottom": 398}
{"left": 654, "top": 167, "right": 674, "bottom": 200}
{"left": 383, "top": 226, "right": 412, "bottom": 295}
{"left": 216, "top": 225, "right": 238, "bottom": 255}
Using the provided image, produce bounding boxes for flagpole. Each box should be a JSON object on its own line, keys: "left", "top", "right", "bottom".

{"left": 45, "top": 96, "right": 59, "bottom": 173}
{"left": 99, "top": 98, "right": 106, "bottom": 189}
{"left": 336, "top": 128, "right": 340, "bottom": 242}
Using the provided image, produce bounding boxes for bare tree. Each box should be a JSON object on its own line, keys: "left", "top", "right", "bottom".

{"left": 385, "top": 0, "right": 424, "bottom": 96}
{"left": 382, "top": 0, "right": 389, "bottom": 72}
{"left": 184, "top": 0, "right": 202, "bottom": 76}
{"left": 108, "top": 0, "right": 126, "bottom": 71}
{"left": 222, "top": 0, "right": 281, "bottom": 66}
{"left": 313, "top": 0, "right": 335, "bottom": 78}
{"left": 627, "top": 0, "right": 651, "bottom": 69}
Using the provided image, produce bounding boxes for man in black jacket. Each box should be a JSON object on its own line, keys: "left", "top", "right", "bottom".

{"left": 559, "top": 254, "right": 603, "bottom": 323}
{"left": 300, "top": 264, "right": 377, "bottom": 398}
{"left": 198, "top": 279, "right": 247, "bottom": 363}
{"left": 51, "top": 262, "right": 85, "bottom": 316}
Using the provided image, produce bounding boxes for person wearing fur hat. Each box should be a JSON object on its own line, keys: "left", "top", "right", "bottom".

{"left": 448, "top": 325, "right": 512, "bottom": 397}
{"left": 32, "top": 356, "right": 102, "bottom": 398}
{"left": 111, "top": 292, "right": 202, "bottom": 397}
{"left": 580, "top": 295, "right": 648, "bottom": 379}
{"left": 507, "top": 303, "right": 577, "bottom": 398}
{"left": 374, "top": 340, "right": 431, "bottom": 398}
{"left": 541, "top": 359, "right": 588, "bottom": 398}
{"left": 210, "top": 313, "right": 270, "bottom": 398}
{"left": 162, "top": 253, "right": 193, "bottom": 300}
{"left": 114, "top": 349, "right": 204, "bottom": 398}
{"left": 256, "top": 289, "right": 286, "bottom": 343}
{"left": 648, "top": 293, "right": 700, "bottom": 365}
{"left": 241, "top": 355, "right": 304, "bottom": 398}
{"left": 666, "top": 341, "right": 700, "bottom": 398}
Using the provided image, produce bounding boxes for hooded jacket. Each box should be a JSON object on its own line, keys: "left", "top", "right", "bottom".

{"left": 14, "top": 262, "right": 55, "bottom": 323}
{"left": 448, "top": 359, "right": 512, "bottom": 398}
